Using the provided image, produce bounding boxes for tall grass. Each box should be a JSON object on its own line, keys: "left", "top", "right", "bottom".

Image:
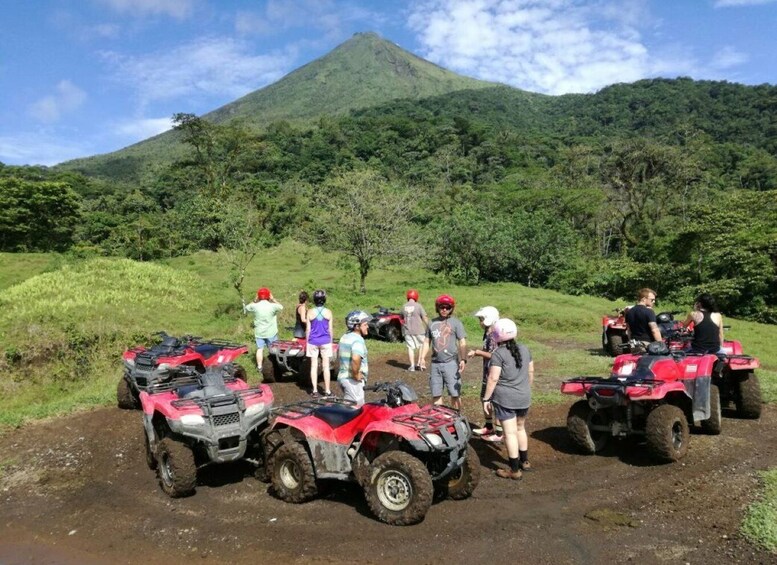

{"left": 1, "top": 242, "right": 776, "bottom": 428}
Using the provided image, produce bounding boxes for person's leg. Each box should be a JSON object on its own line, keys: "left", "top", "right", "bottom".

{"left": 255, "top": 338, "right": 264, "bottom": 370}
{"left": 495, "top": 414, "right": 522, "bottom": 480}
{"left": 430, "top": 364, "right": 444, "bottom": 405}
{"left": 310, "top": 354, "right": 319, "bottom": 394}
{"left": 515, "top": 414, "right": 530, "bottom": 470}
{"left": 407, "top": 343, "right": 415, "bottom": 370}
{"left": 321, "top": 353, "right": 331, "bottom": 394}
{"left": 444, "top": 362, "right": 462, "bottom": 410}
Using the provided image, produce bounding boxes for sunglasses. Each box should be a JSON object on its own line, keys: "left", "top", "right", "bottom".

{"left": 438, "top": 305, "right": 452, "bottom": 310}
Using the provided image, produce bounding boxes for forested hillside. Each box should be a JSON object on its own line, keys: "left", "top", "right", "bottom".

{"left": 2, "top": 35, "right": 775, "bottom": 322}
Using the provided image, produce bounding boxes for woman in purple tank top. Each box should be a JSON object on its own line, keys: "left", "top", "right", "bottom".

{"left": 306, "top": 289, "right": 334, "bottom": 397}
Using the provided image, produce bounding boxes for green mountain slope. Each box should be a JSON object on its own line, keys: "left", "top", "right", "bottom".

{"left": 58, "top": 32, "right": 497, "bottom": 182}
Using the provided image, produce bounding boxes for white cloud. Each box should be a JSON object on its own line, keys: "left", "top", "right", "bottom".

{"left": 714, "top": 0, "right": 777, "bottom": 7}
{"left": 407, "top": 0, "right": 693, "bottom": 94}
{"left": 711, "top": 46, "right": 749, "bottom": 69}
{"left": 114, "top": 117, "right": 174, "bottom": 140}
{"left": 29, "top": 80, "right": 87, "bottom": 123}
{"left": 101, "top": 37, "right": 294, "bottom": 110}
{"left": 0, "top": 133, "right": 92, "bottom": 167}
{"left": 94, "top": 0, "right": 196, "bottom": 19}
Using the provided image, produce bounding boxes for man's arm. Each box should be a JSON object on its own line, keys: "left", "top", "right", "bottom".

{"left": 351, "top": 353, "right": 363, "bottom": 381}
{"left": 458, "top": 338, "right": 467, "bottom": 372}
{"left": 649, "top": 322, "right": 662, "bottom": 342}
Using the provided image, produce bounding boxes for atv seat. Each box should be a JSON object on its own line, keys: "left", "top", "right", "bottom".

{"left": 313, "top": 404, "right": 363, "bottom": 428}
{"left": 193, "top": 343, "right": 221, "bottom": 360}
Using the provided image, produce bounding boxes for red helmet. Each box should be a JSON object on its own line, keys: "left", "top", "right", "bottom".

{"left": 256, "top": 287, "right": 271, "bottom": 301}
{"left": 406, "top": 289, "right": 419, "bottom": 301}
{"left": 435, "top": 294, "right": 455, "bottom": 312}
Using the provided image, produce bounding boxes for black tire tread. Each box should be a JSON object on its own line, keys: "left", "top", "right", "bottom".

{"left": 736, "top": 371, "right": 762, "bottom": 419}
{"left": 117, "top": 377, "right": 138, "bottom": 410}
{"left": 261, "top": 357, "right": 277, "bottom": 384}
{"left": 156, "top": 438, "right": 197, "bottom": 497}
{"left": 645, "top": 404, "right": 689, "bottom": 462}
{"left": 700, "top": 384, "right": 722, "bottom": 435}
{"left": 567, "top": 400, "right": 605, "bottom": 454}
{"left": 440, "top": 445, "right": 480, "bottom": 500}
{"left": 271, "top": 442, "right": 318, "bottom": 503}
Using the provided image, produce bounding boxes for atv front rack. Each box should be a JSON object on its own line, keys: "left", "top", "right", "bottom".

{"left": 392, "top": 405, "right": 461, "bottom": 434}
{"left": 170, "top": 387, "right": 266, "bottom": 411}
{"left": 192, "top": 338, "right": 247, "bottom": 350}
{"left": 146, "top": 371, "right": 241, "bottom": 395}
{"left": 272, "top": 397, "right": 358, "bottom": 419}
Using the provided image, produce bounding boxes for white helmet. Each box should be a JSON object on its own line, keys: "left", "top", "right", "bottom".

{"left": 345, "top": 310, "right": 372, "bottom": 330}
{"left": 474, "top": 306, "right": 500, "bottom": 327}
{"left": 492, "top": 318, "right": 518, "bottom": 343}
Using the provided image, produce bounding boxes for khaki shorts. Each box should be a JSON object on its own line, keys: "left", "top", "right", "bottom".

{"left": 404, "top": 334, "right": 424, "bottom": 349}
{"left": 339, "top": 377, "right": 365, "bottom": 407}
{"left": 306, "top": 343, "right": 333, "bottom": 358}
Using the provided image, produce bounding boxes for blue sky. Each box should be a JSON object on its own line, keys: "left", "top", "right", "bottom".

{"left": 1, "top": 0, "right": 775, "bottom": 167}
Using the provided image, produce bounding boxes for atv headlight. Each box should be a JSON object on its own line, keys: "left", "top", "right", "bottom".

{"left": 617, "top": 362, "right": 635, "bottom": 376}
{"left": 423, "top": 433, "right": 443, "bottom": 447}
{"left": 180, "top": 414, "right": 205, "bottom": 426}
{"left": 244, "top": 402, "right": 266, "bottom": 417}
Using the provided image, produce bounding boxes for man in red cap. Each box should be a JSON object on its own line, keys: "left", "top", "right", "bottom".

{"left": 402, "top": 289, "right": 428, "bottom": 372}
{"left": 244, "top": 287, "right": 283, "bottom": 372}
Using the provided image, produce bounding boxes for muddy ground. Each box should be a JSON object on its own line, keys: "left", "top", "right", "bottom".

{"left": 1, "top": 351, "right": 776, "bottom": 565}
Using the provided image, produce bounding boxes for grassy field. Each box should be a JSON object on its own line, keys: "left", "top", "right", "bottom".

{"left": 1, "top": 239, "right": 776, "bottom": 428}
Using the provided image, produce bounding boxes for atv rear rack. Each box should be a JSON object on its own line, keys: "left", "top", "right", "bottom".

{"left": 193, "top": 338, "right": 246, "bottom": 350}
{"left": 272, "top": 397, "right": 358, "bottom": 419}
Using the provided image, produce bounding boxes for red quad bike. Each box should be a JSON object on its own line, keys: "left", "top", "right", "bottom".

{"left": 561, "top": 341, "right": 725, "bottom": 462}
{"left": 261, "top": 337, "right": 339, "bottom": 384}
{"left": 602, "top": 307, "right": 629, "bottom": 356}
{"left": 367, "top": 306, "right": 404, "bottom": 342}
{"left": 119, "top": 331, "right": 249, "bottom": 409}
{"left": 262, "top": 381, "right": 480, "bottom": 526}
{"left": 140, "top": 365, "right": 274, "bottom": 498}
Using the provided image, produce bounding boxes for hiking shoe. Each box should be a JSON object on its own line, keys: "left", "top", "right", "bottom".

{"left": 495, "top": 468, "right": 522, "bottom": 480}
{"left": 482, "top": 433, "right": 503, "bottom": 443}
{"left": 519, "top": 461, "right": 533, "bottom": 472}
{"left": 472, "top": 426, "right": 494, "bottom": 436}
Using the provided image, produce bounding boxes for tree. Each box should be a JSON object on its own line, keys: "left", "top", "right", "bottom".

{"left": 0, "top": 177, "right": 82, "bottom": 251}
{"left": 309, "top": 169, "right": 415, "bottom": 293}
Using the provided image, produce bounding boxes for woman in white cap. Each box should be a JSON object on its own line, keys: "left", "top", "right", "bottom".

{"left": 482, "top": 318, "right": 534, "bottom": 480}
{"left": 468, "top": 306, "right": 502, "bottom": 442}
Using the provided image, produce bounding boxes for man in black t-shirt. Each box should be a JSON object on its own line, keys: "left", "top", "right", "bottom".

{"left": 625, "top": 288, "right": 662, "bottom": 345}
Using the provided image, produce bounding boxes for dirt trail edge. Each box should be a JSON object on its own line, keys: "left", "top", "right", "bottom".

{"left": 2, "top": 354, "right": 776, "bottom": 565}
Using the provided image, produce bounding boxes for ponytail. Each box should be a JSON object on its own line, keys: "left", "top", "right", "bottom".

{"left": 504, "top": 339, "right": 522, "bottom": 370}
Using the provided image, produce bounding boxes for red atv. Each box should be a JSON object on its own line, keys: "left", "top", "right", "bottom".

{"left": 601, "top": 307, "right": 629, "bottom": 356}
{"left": 261, "top": 337, "right": 339, "bottom": 383}
{"left": 119, "top": 332, "right": 248, "bottom": 409}
{"left": 367, "top": 306, "right": 404, "bottom": 342}
{"left": 262, "top": 381, "right": 480, "bottom": 525}
{"left": 140, "top": 365, "right": 273, "bottom": 497}
{"left": 717, "top": 337, "right": 762, "bottom": 418}
{"left": 561, "top": 342, "right": 724, "bottom": 462}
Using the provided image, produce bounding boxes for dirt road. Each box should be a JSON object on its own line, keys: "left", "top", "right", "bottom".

{"left": 1, "top": 353, "right": 776, "bottom": 564}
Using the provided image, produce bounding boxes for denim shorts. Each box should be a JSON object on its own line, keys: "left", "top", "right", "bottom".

{"left": 491, "top": 402, "right": 529, "bottom": 422}
{"left": 255, "top": 335, "right": 278, "bottom": 349}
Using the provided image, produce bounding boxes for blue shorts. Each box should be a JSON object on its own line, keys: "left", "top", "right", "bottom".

{"left": 492, "top": 403, "right": 529, "bottom": 422}
{"left": 255, "top": 335, "right": 278, "bottom": 349}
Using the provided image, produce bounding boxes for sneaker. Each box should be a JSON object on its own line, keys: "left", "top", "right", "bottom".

{"left": 310, "top": 391, "right": 320, "bottom": 399}
{"left": 482, "top": 433, "right": 503, "bottom": 443}
{"left": 472, "top": 426, "right": 493, "bottom": 436}
{"left": 519, "top": 461, "right": 533, "bottom": 472}
{"left": 495, "top": 468, "right": 522, "bottom": 480}
{"left": 323, "top": 390, "right": 333, "bottom": 398}
{"left": 408, "top": 366, "right": 416, "bottom": 372}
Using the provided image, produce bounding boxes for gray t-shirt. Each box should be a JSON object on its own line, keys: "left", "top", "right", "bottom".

{"left": 402, "top": 300, "right": 427, "bottom": 336}
{"left": 489, "top": 344, "right": 532, "bottom": 409}
{"left": 426, "top": 316, "right": 467, "bottom": 364}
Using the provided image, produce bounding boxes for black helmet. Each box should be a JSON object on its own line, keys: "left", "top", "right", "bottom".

{"left": 656, "top": 312, "right": 673, "bottom": 324}
{"left": 313, "top": 289, "right": 327, "bottom": 306}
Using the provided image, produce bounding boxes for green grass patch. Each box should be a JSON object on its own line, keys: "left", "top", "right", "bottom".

{"left": 742, "top": 468, "right": 777, "bottom": 553}
{"left": 1, "top": 242, "right": 776, "bottom": 429}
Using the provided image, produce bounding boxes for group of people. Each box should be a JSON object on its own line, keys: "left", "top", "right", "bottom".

{"left": 625, "top": 288, "right": 725, "bottom": 354}
{"left": 244, "top": 287, "right": 534, "bottom": 481}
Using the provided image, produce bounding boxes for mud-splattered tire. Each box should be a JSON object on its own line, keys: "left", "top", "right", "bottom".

{"left": 607, "top": 334, "right": 623, "bottom": 356}
{"left": 567, "top": 400, "right": 610, "bottom": 454}
{"left": 261, "top": 357, "right": 277, "bottom": 383}
{"left": 437, "top": 445, "right": 480, "bottom": 500}
{"left": 365, "top": 451, "right": 433, "bottom": 526}
{"left": 156, "top": 438, "right": 197, "bottom": 497}
{"left": 645, "top": 405, "right": 689, "bottom": 462}
{"left": 143, "top": 429, "right": 157, "bottom": 470}
{"left": 272, "top": 442, "right": 318, "bottom": 503}
{"left": 700, "top": 384, "right": 722, "bottom": 435}
{"left": 225, "top": 363, "right": 247, "bottom": 384}
{"left": 735, "top": 371, "right": 762, "bottom": 419}
{"left": 117, "top": 377, "right": 138, "bottom": 410}
{"left": 385, "top": 325, "right": 402, "bottom": 343}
